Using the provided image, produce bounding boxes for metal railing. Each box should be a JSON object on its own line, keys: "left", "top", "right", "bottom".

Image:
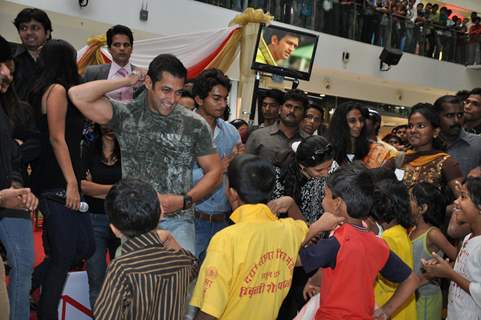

{"left": 196, "top": 0, "right": 481, "bottom": 65}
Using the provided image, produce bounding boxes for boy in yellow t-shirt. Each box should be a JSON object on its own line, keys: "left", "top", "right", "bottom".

{"left": 190, "top": 154, "right": 339, "bottom": 320}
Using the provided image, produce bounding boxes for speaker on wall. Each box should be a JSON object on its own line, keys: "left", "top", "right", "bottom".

{"left": 379, "top": 48, "right": 403, "bottom": 71}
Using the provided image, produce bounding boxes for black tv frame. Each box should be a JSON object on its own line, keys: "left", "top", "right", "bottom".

{"left": 251, "top": 23, "right": 319, "bottom": 81}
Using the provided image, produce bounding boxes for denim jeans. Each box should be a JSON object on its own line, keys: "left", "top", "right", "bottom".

{"left": 194, "top": 216, "right": 228, "bottom": 262}
{"left": 0, "top": 216, "right": 34, "bottom": 320}
{"left": 159, "top": 211, "right": 196, "bottom": 256}
{"left": 34, "top": 195, "right": 95, "bottom": 320}
{"left": 0, "top": 256, "right": 8, "bottom": 320}
{"left": 86, "top": 213, "right": 119, "bottom": 309}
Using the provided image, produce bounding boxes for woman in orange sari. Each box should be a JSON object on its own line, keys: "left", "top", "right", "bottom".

{"left": 384, "top": 103, "right": 463, "bottom": 196}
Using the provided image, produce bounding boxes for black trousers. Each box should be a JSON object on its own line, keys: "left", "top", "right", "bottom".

{"left": 33, "top": 195, "right": 95, "bottom": 320}
{"left": 277, "top": 267, "right": 315, "bottom": 320}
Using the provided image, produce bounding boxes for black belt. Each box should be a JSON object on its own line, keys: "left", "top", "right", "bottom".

{"left": 194, "top": 210, "right": 227, "bottom": 222}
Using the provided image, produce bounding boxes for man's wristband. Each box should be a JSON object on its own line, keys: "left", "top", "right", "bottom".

{"left": 182, "top": 194, "right": 193, "bottom": 210}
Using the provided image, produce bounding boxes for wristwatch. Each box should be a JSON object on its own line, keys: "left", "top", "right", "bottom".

{"left": 182, "top": 194, "right": 193, "bottom": 210}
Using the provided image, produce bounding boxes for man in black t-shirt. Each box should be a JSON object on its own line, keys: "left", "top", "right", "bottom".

{"left": 0, "top": 34, "right": 38, "bottom": 320}
{"left": 11, "top": 8, "right": 52, "bottom": 100}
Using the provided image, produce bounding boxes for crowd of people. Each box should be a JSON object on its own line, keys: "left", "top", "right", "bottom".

{"left": 0, "top": 5, "right": 481, "bottom": 320}
{"left": 200, "top": 0, "right": 481, "bottom": 64}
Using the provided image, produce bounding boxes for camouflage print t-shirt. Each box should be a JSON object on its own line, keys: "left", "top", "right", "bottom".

{"left": 108, "top": 91, "right": 216, "bottom": 206}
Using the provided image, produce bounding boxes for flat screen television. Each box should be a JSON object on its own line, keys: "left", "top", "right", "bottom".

{"left": 251, "top": 23, "right": 319, "bottom": 81}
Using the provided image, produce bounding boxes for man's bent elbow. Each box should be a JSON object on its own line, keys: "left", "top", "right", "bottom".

{"left": 68, "top": 85, "right": 83, "bottom": 108}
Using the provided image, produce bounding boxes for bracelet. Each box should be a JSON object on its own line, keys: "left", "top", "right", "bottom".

{"left": 0, "top": 191, "right": 4, "bottom": 208}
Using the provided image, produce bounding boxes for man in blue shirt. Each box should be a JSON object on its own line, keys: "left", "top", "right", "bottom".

{"left": 192, "top": 69, "right": 242, "bottom": 260}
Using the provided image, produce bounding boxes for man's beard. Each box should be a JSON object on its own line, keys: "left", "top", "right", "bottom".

{"left": 0, "top": 76, "right": 12, "bottom": 93}
{"left": 280, "top": 116, "right": 299, "bottom": 128}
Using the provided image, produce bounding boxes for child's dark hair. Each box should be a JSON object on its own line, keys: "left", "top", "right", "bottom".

{"left": 326, "top": 162, "right": 374, "bottom": 219}
{"left": 465, "top": 177, "right": 481, "bottom": 209}
{"left": 370, "top": 172, "right": 412, "bottom": 228}
{"left": 228, "top": 154, "right": 275, "bottom": 204}
{"left": 105, "top": 178, "right": 160, "bottom": 238}
{"left": 411, "top": 182, "right": 445, "bottom": 228}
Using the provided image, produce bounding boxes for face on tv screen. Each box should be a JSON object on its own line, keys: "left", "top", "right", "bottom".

{"left": 253, "top": 24, "right": 318, "bottom": 80}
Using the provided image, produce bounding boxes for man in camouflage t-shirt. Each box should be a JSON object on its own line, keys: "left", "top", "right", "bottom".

{"left": 69, "top": 54, "right": 223, "bottom": 254}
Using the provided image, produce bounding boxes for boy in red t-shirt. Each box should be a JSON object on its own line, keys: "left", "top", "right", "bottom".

{"left": 299, "top": 164, "right": 419, "bottom": 320}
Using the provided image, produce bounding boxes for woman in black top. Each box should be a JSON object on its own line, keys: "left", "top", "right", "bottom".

{"left": 271, "top": 135, "right": 336, "bottom": 223}
{"left": 81, "top": 124, "right": 121, "bottom": 308}
{"left": 272, "top": 135, "right": 337, "bottom": 320}
{"left": 28, "top": 39, "right": 94, "bottom": 319}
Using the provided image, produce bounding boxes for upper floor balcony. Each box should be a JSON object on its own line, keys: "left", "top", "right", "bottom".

{"left": 196, "top": 0, "right": 481, "bottom": 66}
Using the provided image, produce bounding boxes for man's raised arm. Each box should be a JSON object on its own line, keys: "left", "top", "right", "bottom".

{"left": 68, "top": 73, "right": 140, "bottom": 124}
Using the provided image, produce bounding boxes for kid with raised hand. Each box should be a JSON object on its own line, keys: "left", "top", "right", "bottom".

{"left": 409, "top": 182, "right": 458, "bottom": 320}
{"left": 422, "top": 177, "right": 481, "bottom": 319}
{"left": 299, "top": 163, "right": 418, "bottom": 320}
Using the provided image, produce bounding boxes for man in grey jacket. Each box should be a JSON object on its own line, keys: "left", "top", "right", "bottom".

{"left": 83, "top": 24, "right": 145, "bottom": 101}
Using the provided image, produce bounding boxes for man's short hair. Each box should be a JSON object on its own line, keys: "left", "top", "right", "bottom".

{"left": 433, "top": 95, "right": 462, "bottom": 114}
{"left": 228, "top": 154, "right": 275, "bottom": 204}
{"left": 306, "top": 103, "right": 324, "bottom": 118}
{"left": 13, "top": 8, "right": 52, "bottom": 37}
{"left": 105, "top": 178, "right": 160, "bottom": 238}
{"left": 181, "top": 89, "right": 194, "bottom": 99}
{"left": 264, "top": 28, "right": 300, "bottom": 45}
{"left": 284, "top": 89, "right": 308, "bottom": 108}
{"left": 263, "top": 89, "right": 284, "bottom": 105}
{"left": 469, "top": 88, "right": 481, "bottom": 97}
{"left": 326, "top": 162, "right": 375, "bottom": 219}
{"left": 192, "top": 68, "right": 231, "bottom": 100}
{"left": 147, "top": 54, "right": 187, "bottom": 84}
{"left": 456, "top": 90, "right": 471, "bottom": 101}
{"left": 106, "top": 24, "right": 134, "bottom": 47}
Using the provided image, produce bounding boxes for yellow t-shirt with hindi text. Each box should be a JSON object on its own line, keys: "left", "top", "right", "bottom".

{"left": 190, "top": 203, "right": 308, "bottom": 320}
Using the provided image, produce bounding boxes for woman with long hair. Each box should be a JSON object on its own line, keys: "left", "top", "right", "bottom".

{"left": 327, "top": 101, "right": 391, "bottom": 168}
{"left": 384, "top": 103, "right": 463, "bottom": 196}
{"left": 271, "top": 135, "right": 336, "bottom": 320}
{"left": 81, "top": 124, "right": 121, "bottom": 308}
{"left": 28, "top": 39, "right": 94, "bottom": 319}
{"left": 272, "top": 135, "right": 336, "bottom": 224}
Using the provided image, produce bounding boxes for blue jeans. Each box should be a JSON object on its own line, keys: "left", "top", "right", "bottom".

{"left": 159, "top": 211, "right": 195, "bottom": 256}
{"left": 86, "top": 213, "right": 119, "bottom": 309}
{"left": 194, "top": 216, "right": 228, "bottom": 262}
{"left": 34, "top": 195, "right": 95, "bottom": 320}
{"left": 0, "top": 216, "right": 34, "bottom": 320}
